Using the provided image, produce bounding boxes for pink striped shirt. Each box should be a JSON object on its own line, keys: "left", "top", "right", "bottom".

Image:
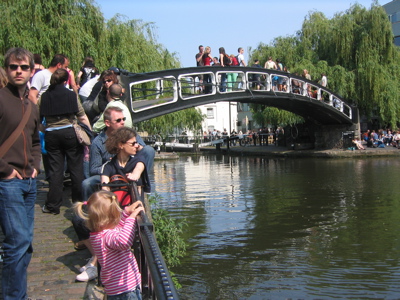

{"left": 90, "top": 211, "right": 141, "bottom": 296}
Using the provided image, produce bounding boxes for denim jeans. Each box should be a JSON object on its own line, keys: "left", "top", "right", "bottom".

{"left": 82, "top": 175, "right": 101, "bottom": 201}
{"left": 107, "top": 287, "right": 142, "bottom": 300}
{"left": 0, "top": 177, "right": 36, "bottom": 300}
{"left": 220, "top": 73, "right": 227, "bottom": 92}
{"left": 140, "top": 145, "right": 155, "bottom": 172}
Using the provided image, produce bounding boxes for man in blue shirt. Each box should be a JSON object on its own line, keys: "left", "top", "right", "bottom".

{"left": 82, "top": 106, "right": 154, "bottom": 200}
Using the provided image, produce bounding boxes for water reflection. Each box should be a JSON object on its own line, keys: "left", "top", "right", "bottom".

{"left": 150, "top": 155, "right": 400, "bottom": 299}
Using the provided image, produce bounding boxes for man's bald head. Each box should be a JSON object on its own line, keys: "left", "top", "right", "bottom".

{"left": 109, "top": 84, "right": 123, "bottom": 99}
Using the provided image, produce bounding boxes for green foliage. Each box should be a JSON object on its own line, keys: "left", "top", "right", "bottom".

{"left": 0, "top": 0, "right": 206, "bottom": 133}
{"left": 0, "top": 0, "right": 180, "bottom": 73}
{"left": 0, "top": 0, "right": 105, "bottom": 71}
{"left": 149, "top": 194, "right": 187, "bottom": 269}
{"left": 250, "top": 105, "right": 304, "bottom": 127}
{"left": 249, "top": 2, "right": 400, "bottom": 128}
{"left": 137, "top": 108, "right": 206, "bottom": 136}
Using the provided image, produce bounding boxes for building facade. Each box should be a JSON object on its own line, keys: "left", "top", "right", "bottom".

{"left": 198, "top": 102, "right": 238, "bottom": 135}
{"left": 384, "top": 0, "right": 400, "bottom": 46}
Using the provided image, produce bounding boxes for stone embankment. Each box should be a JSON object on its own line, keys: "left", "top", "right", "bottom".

{"left": 206, "top": 144, "right": 400, "bottom": 158}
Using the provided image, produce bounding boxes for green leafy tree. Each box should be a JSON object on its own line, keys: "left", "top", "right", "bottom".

{"left": 0, "top": 0, "right": 204, "bottom": 133}
{"left": 250, "top": 105, "right": 304, "bottom": 128}
{"left": 137, "top": 108, "right": 205, "bottom": 136}
{"left": 250, "top": 2, "right": 400, "bottom": 128}
{"left": 0, "top": 0, "right": 105, "bottom": 71}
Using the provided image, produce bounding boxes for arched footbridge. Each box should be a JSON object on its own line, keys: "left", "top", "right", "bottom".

{"left": 120, "top": 66, "right": 358, "bottom": 126}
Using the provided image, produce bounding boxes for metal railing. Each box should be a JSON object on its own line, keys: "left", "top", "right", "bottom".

{"left": 124, "top": 67, "right": 353, "bottom": 121}
{"left": 143, "top": 134, "right": 277, "bottom": 150}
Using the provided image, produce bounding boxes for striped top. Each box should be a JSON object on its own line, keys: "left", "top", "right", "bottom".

{"left": 90, "top": 211, "right": 141, "bottom": 296}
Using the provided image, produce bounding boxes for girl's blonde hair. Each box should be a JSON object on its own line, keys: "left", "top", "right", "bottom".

{"left": 74, "top": 190, "right": 122, "bottom": 232}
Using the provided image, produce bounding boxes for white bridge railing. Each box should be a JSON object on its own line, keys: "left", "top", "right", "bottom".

{"left": 127, "top": 68, "right": 352, "bottom": 121}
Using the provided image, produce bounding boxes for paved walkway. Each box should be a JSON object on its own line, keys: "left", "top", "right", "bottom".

{"left": 0, "top": 175, "right": 104, "bottom": 300}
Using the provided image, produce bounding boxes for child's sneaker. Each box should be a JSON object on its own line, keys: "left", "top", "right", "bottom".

{"left": 79, "top": 257, "right": 94, "bottom": 273}
{"left": 76, "top": 265, "right": 98, "bottom": 282}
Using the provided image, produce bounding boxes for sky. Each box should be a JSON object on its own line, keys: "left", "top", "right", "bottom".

{"left": 95, "top": 0, "right": 382, "bottom": 69}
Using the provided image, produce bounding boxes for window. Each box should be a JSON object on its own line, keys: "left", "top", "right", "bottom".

{"left": 207, "top": 108, "right": 214, "bottom": 119}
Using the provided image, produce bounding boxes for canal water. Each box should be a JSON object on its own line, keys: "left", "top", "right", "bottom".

{"left": 150, "top": 154, "right": 400, "bottom": 299}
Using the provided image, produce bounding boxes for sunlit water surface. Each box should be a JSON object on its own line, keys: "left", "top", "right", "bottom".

{"left": 149, "top": 154, "right": 400, "bottom": 299}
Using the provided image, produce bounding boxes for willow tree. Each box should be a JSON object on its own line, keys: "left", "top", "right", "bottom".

{"left": 0, "top": 0, "right": 205, "bottom": 133}
{"left": 250, "top": 105, "right": 303, "bottom": 128}
{"left": 250, "top": 2, "right": 400, "bottom": 128}
{"left": 99, "top": 16, "right": 180, "bottom": 73}
{"left": 0, "top": 0, "right": 105, "bottom": 72}
{"left": 137, "top": 108, "right": 205, "bottom": 136}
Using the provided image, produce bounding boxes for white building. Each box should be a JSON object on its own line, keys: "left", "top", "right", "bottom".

{"left": 198, "top": 102, "right": 238, "bottom": 134}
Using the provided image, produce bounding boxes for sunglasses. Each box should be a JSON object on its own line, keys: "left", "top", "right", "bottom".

{"left": 9, "top": 64, "right": 31, "bottom": 71}
{"left": 125, "top": 141, "right": 138, "bottom": 147}
{"left": 103, "top": 79, "right": 112, "bottom": 84}
{"left": 114, "top": 117, "right": 126, "bottom": 123}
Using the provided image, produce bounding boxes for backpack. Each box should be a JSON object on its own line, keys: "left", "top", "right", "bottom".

{"left": 109, "top": 174, "right": 133, "bottom": 208}
{"left": 231, "top": 56, "right": 239, "bottom": 66}
{"left": 80, "top": 66, "right": 97, "bottom": 86}
{"left": 223, "top": 54, "right": 231, "bottom": 66}
{"left": 82, "top": 91, "right": 101, "bottom": 122}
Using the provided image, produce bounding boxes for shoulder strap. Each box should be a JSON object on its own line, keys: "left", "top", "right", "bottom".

{"left": 0, "top": 103, "right": 32, "bottom": 158}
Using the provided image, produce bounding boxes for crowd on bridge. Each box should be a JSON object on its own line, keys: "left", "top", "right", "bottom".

{"left": 195, "top": 45, "right": 328, "bottom": 97}
{"left": 0, "top": 47, "right": 158, "bottom": 300}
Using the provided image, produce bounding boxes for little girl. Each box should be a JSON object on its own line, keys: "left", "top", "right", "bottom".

{"left": 74, "top": 190, "right": 144, "bottom": 299}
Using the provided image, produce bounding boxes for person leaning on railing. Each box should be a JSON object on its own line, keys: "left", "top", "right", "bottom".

{"left": 74, "top": 191, "right": 145, "bottom": 299}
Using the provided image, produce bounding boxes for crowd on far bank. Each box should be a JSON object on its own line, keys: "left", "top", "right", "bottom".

{"left": 201, "top": 127, "right": 284, "bottom": 147}
{"left": 359, "top": 129, "right": 400, "bottom": 149}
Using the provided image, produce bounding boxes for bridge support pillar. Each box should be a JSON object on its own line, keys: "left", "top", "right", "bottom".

{"left": 313, "top": 123, "right": 361, "bottom": 149}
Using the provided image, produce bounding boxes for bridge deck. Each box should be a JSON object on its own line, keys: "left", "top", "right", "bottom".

{"left": 120, "top": 66, "right": 358, "bottom": 125}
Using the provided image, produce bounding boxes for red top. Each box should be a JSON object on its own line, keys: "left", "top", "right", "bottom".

{"left": 203, "top": 55, "right": 212, "bottom": 66}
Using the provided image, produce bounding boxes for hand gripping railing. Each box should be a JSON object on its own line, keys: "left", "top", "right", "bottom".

{"left": 102, "top": 181, "right": 179, "bottom": 299}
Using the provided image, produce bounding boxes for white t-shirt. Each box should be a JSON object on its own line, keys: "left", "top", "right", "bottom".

{"left": 265, "top": 61, "right": 277, "bottom": 69}
{"left": 238, "top": 53, "right": 245, "bottom": 66}
{"left": 79, "top": 75, "right": 100, "bottom": 97}
{"left": 320, "top": 76, "right": 327, "bottom": 87}
{"left": 31, "top": 69, "right": 52, "bottom": 97}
